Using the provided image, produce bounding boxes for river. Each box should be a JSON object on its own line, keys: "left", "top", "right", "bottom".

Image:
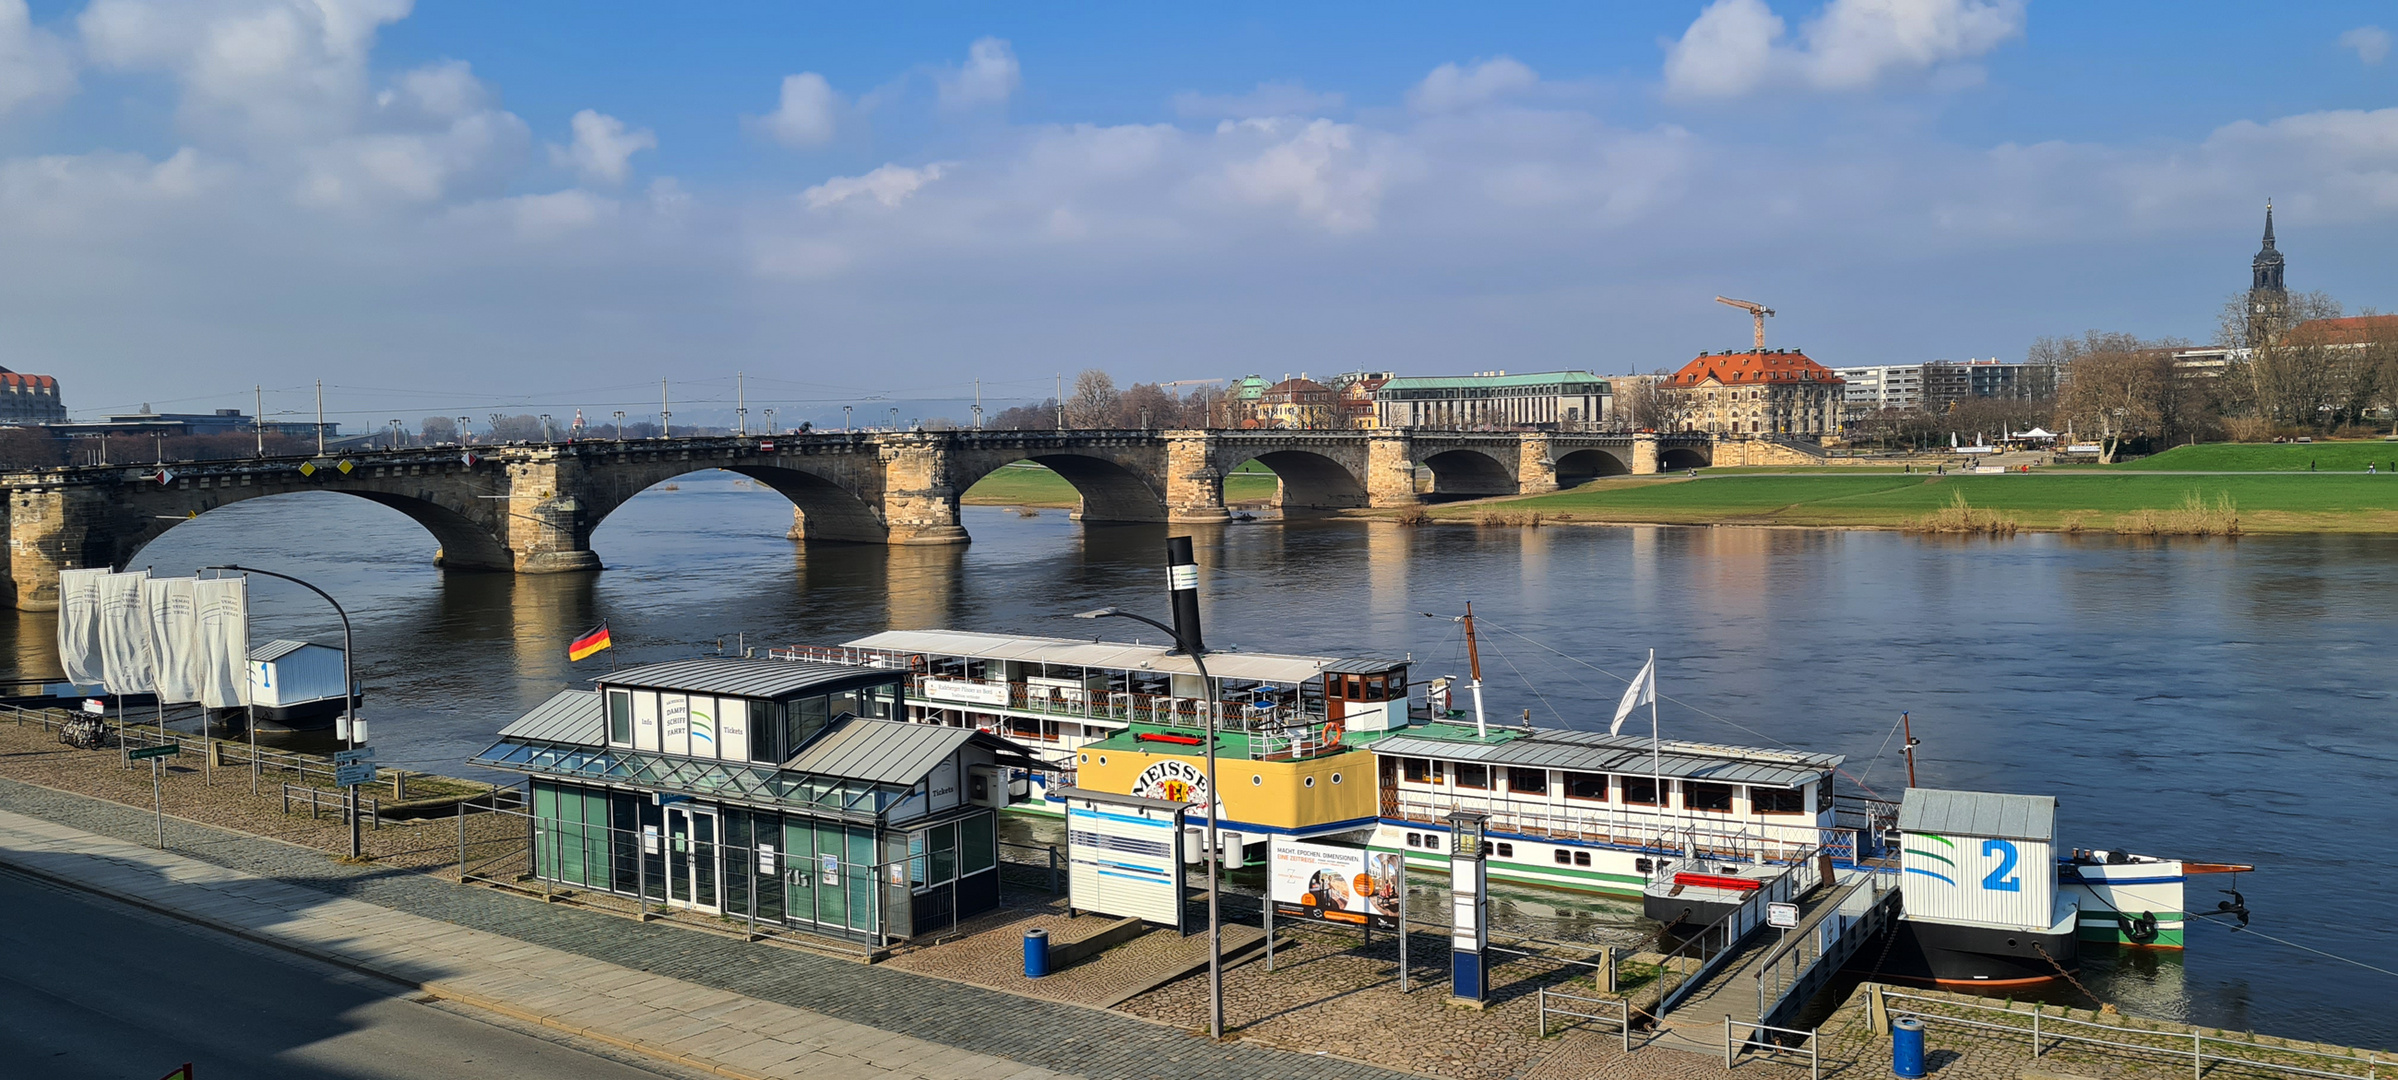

{"left": 4, "top": 473, "right": 2392, "bottom": 1049}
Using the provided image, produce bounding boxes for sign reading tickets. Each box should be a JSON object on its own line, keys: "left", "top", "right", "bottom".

{"left": 1270, "top": 837, "right": 1402, "bottom": 930}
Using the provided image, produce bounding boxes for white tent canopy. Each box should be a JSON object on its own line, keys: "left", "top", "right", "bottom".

{"left": 2012, "top": 427, "right": 2058, "bottom": 439}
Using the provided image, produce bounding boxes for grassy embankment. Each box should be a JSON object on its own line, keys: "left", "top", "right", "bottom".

{"left": 961, "top": 461, "right": 1280, "bottom": 508}
{"left": 1448, "top": 472, "right": 2398, "bottom": 534}
{"left": 2092, "top": 441, "right": 2398, "bottom": 472}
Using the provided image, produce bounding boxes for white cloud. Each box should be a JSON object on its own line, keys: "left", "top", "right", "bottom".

{"left": 296, "top": 107, "right": 529, "bottom": 208}
{"left": 1664, "top": 0, "right": 2024, "bottom": 99}
{"left": 1408, "top": 57, "right": 1539, "bottom": 113}
{"left": 80, "top": 0, "right": 415, "bottom": 144}
{"left": 803, "top": 162, "right": 953, "bottom": 209}
{"left": 2341, "top": 26, "right": 2391, "bottom": 66}
{"left": 938, "top": 37, "right": 1019, "bottom": 109}
{"left": 1207, "top": 118, "right": 1393, "bottom": 233}
{"left": 0, "top": 0, "right": 76, "bottom": 118}
{"left": 754, "top": 72, "right": 841, "bottom": 147}
{"left": 1171, "top": 80, "right": 1343, "bottom": 119}
{"left": 377, "top": 58, "right": 486, "bottom": 121}
{"left": 549, "top": 109, "right": 654, "bottom": 185}
{"left": 499, "top": 188, "right": 615, "bottom": 238}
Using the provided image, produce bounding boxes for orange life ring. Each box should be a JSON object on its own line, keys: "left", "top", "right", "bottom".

{"left": 1322, "top": 719, "right": 1345, "bottom": 747}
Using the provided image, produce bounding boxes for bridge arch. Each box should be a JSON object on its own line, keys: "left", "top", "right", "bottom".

{"left": 1418, "top": 448, "right": 1518, "bottom": 499}
{"left": 580, "top": 462, "right": 895, "bottom": 545}
{"left": 1658, "top": 445, "right": 1710, "bottom": 471}
{"left": 1217, "top": 449, "right": 1369, "bottom": 517}
{"left": 1554, "top": 447, "right": 1632, "bottom": 487}
{"left": 118, "top": 487, "right": 517, "bottom": 573}
{"left": 952, "top": 449, "right": 1168, "bottom": 524}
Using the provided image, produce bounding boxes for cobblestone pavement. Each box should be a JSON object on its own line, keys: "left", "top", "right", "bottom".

{"left": 0, "top": 776, "right": 1414, "bottom": 1080}
{"left": 885, "top": 902, "right": 1266, "bottom": 1009}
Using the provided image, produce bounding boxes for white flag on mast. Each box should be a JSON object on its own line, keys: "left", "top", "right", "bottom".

{"left": 145, "top": 576, "right": 206, "bottom": 705}
{"left": 1610, "top": 653, "right": 1655, "bottom": 736}
{"left": 56, "top": 568, "right": 110, "bottom": 687}
{"left": 195, "top": 576, "right": 251, "bottom": 710}
{"left": 97, "top": 570, "right": 157, "bottom": 696}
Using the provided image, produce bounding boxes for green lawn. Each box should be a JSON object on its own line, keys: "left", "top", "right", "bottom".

{"left": 1451, "top": 473, "right": 2398, "bottom": 533}
{"left": 961, "top": 461, "right": 1279, "bottom": 507}
{"left": 2107, "top": 440, "right": 2398, "bottom": 472}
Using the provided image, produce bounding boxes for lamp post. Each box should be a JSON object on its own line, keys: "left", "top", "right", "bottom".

{"left": 612, "top": 411, "right": 626, "bottom": 440}
{"left": 540, "top": 414, "right": 554, "bottom": 443}
{"left": 458, "top": 417, "right": 472, "bottom": 445}
{"left": 843, "top": 405, "right": 852, "bottom": 432}
{"left": 206, "top": 564, "right": 359, "bottom": 859}
{"left": 1072, "top": 536, "right": 1220, "bottom": 1038}
{"left": 764, "top": 408, "right": 777, "bottom": 434}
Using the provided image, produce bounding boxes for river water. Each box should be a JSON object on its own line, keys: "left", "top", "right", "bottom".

{"left": 5, "top": 474, "right": 2392, "bottom": 1049}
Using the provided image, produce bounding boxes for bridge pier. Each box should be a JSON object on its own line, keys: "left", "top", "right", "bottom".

{"left": 1366, "top": 434, "right": 1420, "bottom": 508}
{"left": 5, "top": 483, "right": 119, "bottom": 611}
{"left": 504, "top": 456, "right": 602, "bottom": 572}
{"left": 1632, "top": 433, "right": 1659, "bottom": 475}
{"left": 1516, "top": 434, "right": 1560, "bottom": 495}
{"left": 879, "top": 435, "right": 968, "bottom": 546}
{"left": 1163, "top": 434, "right": 1230, "bottom": 524}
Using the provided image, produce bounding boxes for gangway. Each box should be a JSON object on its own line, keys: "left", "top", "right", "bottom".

{"left": 1654, "top": 868, "right": 1900, "bottom": 1049}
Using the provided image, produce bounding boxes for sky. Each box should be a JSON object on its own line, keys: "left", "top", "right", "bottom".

{"left": 3, "top": 0, "right": 2396, "bottom": 429}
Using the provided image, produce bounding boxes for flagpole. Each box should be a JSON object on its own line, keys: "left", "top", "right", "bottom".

{"left": 1648, "top": 649, "right": 1668, "bottom": 855}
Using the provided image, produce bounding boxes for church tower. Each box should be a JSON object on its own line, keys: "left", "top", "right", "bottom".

{"left": 2248, "top": 200, "right": 2288, "bottom": 344}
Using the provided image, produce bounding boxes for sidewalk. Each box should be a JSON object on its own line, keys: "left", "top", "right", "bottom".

{"left": 0, "top": 777, "right": 1414, "bottom": 1080}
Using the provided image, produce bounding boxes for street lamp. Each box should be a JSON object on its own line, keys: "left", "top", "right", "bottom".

{"left": 843, "top": 405, "right": 852, "bottom": 432}
{"left": 890, "top": 407, "right": 900, "bottom": 431}
{"left": 764, "top": 408, "right": 777, "bottom": 433}
{"left": 458, "top": 417, "right": 472, "bottom": 445}
{"left": 540, "top": 414, "right": 554, "bottom": 443}
{"left": 205, "top": 564, "right": 360, "bottom": 860}
{"left": 613, "top": 411, "right": 626, "bottom": 440}
{"left": 1070, "top": 537, "right": 1221, "bottom": 1039}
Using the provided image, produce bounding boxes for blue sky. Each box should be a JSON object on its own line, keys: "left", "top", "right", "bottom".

{"left": 4, "top": 1, "right": 2395, "bottom": 427}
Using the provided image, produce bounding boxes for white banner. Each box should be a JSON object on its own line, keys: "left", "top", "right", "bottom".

{"left": 56, "top": 568, "right": 109, "bottom": 687}
{"left": 194, "top": 577, "right": 251, "bottom": 709}
{"left": 97, "top": 570, "right": 156, "bottom": 696}
{"left": 1269, "top": 837, "right": 1401, "bottom": 929}
{"left": 144, "top": 577, "right": 205, "bottom": 704}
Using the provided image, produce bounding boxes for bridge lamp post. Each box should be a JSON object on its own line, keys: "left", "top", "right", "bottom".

{"left": 889, "top": 407, "right": 899, "bottom": 431}
{"left": 540, "top": 415, "right": 554, "bottom": 443}
{"left": 205, "top": 564, "right": 360, "bottom": 861}
{"left": 612, "top": 411, "right": 626, "bottom": 441}
{"left": 764, "top": 408, "right": 777, "bottom": 434}
{"left": 843, "top": 405, "right": 852, "bottom": 432}
{"left": 391, "top": 419, "right": 403, "bottom": 449}
{"left": 458, "top": 418, "right": 471, "bottom": 446}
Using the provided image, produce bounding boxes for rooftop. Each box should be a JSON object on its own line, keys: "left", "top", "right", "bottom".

{"left": 1376, "top": 370, "right": 1609, "bottom": 392}
{"left": 1370, "top": 723, "right": 1843, "bottom": 788}
{"left": 602, "top": 657, "right": 896, "bottom": 699}
{"left": 841, "top": 629, "right": 1406, "bottom": 686}
{"left": 1898, "top": 787, "right": 2055, "bottom": 843}
{"left": 1669, "top": 350, "right": 1844, "bottom": 387}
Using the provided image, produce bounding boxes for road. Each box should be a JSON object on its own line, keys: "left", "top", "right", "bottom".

{"left": 0, "top": 867, "right": 696, "bottom": 1080}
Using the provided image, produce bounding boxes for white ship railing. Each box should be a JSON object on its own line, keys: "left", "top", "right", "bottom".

{"left": 1381, "top": 788, "right": 1857, "bottom": 863}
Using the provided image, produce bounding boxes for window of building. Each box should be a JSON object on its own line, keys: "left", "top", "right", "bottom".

{"left": 1753, "top": 786, "right": 1806, "bottom": 815}
{"left": 961, "top": 814, "right": 996, "bottom": 877}
{"left": 1564, "top": 772, "right": 1608, "bottom": 801}
{"left": 1507, "top": 767, "right": 1548, "bottom": 796}
{"left": 1687, "top": 782, "right": 1735, "bottom": 813}
{"left": 1622, "top": 776, "right": 1661, "bottom": 805}
{"left": 1402, "top": 758, "right": 1429, "bottom": 783}
{"left": 1454, "top": 764, "right": 1489, "bottom": 790}
{"left": 606, "top": 689, "right": 631, "bottom": 745}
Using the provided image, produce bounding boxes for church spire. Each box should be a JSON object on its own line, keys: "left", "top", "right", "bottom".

{"left": 2248, "top": 199, "right": 2288, "bottom": 344}
{"left": 2262, "top": 199, "right": 2276, "bottom": 249}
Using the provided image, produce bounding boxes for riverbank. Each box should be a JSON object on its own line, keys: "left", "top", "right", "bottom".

{"left": 963, "top": 461, "right": 1280, "bottom": 508}
{"left": 1398, "top": 472, "right": 2398, "bottom": 534}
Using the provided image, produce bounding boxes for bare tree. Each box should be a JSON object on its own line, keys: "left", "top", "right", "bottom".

{"left": 2219, "top": 291, "right": 2345, "bottom": 430}
{"left": 486, "top": 414, "right": 545, "bottom": 441}
{"left": 419, "top": 416, "right": 458, "bottom": 443}
{"left": 1065, "top": 370, "right": 1120, "bottom": 429}
{"left": 2050, "top": 331, "right": 2189, "bottom": 461}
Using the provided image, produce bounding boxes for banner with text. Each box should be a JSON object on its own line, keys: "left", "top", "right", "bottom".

{"left": 1269, "top": 837, "right": 1401, "bottom": 930}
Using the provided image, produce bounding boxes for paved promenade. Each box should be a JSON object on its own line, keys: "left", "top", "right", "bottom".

{"left": 0, "top": 778, "right": 1414, "bottom": 1080}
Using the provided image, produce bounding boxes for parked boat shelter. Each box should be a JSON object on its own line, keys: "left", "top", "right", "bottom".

{"left": 473, "top": 657, "right": 1043, "bottom": 945}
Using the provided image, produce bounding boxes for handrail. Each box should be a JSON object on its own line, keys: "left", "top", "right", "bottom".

{"left": 1385, "top": 788, "right": 1857, "bottom": 864}
{"left": 1538, "top": 986, "right": 1633, "bottom": 1052}
{"left": 1653, "top": 844, "right": 1826, "bottom": 1018}
{"left": 1753, "top": 871, "right": 1896, "bottom": 1023}
{"left": 1727, "top": 1017, "right": 1820, "bottom": 1080}
{"left": 1879, "top": 988, "right": 2385, "bottom": 1080}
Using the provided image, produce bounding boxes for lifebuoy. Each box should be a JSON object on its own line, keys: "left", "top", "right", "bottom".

{"left": 1322, "top": 719, "right": 1345, "bottom": 747}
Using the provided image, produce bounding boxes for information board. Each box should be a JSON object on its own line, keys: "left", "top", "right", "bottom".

{"left": 1062, "top": 787, "right": 1187, "bottom": 931}
{"left": 1269, "top": 837, "right": 1402, "bottom": 930}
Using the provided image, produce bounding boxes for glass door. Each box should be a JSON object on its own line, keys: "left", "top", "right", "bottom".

{"left": 664, "top": 805, "right": 722, "bottom": 913}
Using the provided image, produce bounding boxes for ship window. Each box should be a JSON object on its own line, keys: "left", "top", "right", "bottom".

{"left": 1564, "top": 772, "right": 1608, "bottom": 801}
{"left": 1331, "top": 773, "right": 1342, "bottom": 784}
{"left": 1304, "top": 776, "right": 1316, "bottom": 788}
{"left": 1454, "top": 764, "right": 1489, "bottom": 790}
{"left": 1573, "top": 851, "right": 1591, "bottom": 867}
{"left": 1753, "top": 786, "right": 1805, "bottom": 815}
{"left": 1494, "top": 842, "right": 1514, "bottom": 858}
{"left": 1687, "top": 782, "right": 1735, "bottom": 813}
{"left": 1424, "top": 835, "right": 1443, "bottom": 852}
{"left": 1406, "top": 832, "right": 1422, "bottom": 847}
{"left": 1403, "top": 758, "right": 1429, "bottom": 783}
{"left": 1554, "top": 849, "right": 1571, "bottom": 865}
{"left": 1252, "top": 775, "right": 1263, "bottom": 786}
{"left": 1507, "top": 768, "right": 1548, "bottom": 795}
{"left": 1623, "top": 777, "right": 1660, "bottom": 805}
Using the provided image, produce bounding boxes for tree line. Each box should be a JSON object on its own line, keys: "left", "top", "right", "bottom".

{"left": 985, "top": 371, "right": 1229, "bottom": 430}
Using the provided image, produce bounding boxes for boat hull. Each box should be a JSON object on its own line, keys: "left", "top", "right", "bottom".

{"left": 1864, "top": 913, "right": 2080, "bottom": 986}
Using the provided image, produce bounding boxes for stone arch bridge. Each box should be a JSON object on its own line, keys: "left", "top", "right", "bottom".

{"left": 0, "top": 429, "right": 1711, "bottom": 609}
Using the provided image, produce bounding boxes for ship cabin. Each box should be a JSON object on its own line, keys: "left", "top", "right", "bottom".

{"left": 1367, "top": 724, "right": 1852, "bottom": 893}
{"left": 473, "top": 658, "right": 1043, "bottom": 946}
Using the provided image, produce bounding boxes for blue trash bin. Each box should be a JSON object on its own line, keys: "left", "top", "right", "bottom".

{"left": 1892, "top": 1016, "right": 1926, "bottom": 1078}
{"left": 1023, "top": 928, "right": 1051, "bottom": 978}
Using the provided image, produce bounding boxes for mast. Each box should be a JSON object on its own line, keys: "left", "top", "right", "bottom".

{"left": 1649, "top": 647, "right": 1673, "bottom": 855}
{"left": 1901, "top": 711, "right": 1919, "bottom": 789}
{"left": 1462, "top": 601, "right": 1487, "bottom": 739}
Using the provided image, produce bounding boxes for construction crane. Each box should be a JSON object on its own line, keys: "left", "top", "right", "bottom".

{"left": 1714, "top": 295, "right": 1774, "bottom": 350}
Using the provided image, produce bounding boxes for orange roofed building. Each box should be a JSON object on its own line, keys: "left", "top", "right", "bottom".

{"left": 1663, "top": 349, "right": 1843, "bottom": 436}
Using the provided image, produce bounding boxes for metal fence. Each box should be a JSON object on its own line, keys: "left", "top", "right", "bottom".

{"left": 1652, "top": 844, "right": 1827, "bottom": 1017}
{"left": 1538, "top": 986, "right": 1633, "bottom": 1051}
{"left": 1881, "top": 988, "right": 2387, "bottom": 1080}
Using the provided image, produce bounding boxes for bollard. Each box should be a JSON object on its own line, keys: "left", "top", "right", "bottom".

{"left": 1892, "top": 1016, "right": 1926, "bottom": 1079}
{"left": 1024, "top": 928, "right": 1051, "bottom": 978}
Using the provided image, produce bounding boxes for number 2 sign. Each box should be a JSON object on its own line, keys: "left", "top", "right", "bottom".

{"left": 1980, "top": 839, "right": 2022, "bottom": 892}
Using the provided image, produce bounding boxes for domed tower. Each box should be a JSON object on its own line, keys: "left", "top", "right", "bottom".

{"left": 2248, "top": 200, "right": 2288, "bottom": 344}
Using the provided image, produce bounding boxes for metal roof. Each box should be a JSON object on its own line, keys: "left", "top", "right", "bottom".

{"left": 783, "top": 716, "right": 1040, "bottom": 785}
{"left": 1369, "top": 728, "right": 1840, "bottom": 788}
{"left": 498, "top": 689, "right": 606, "bottom": 745}
{"left": 602, "top": 657, "right": 895, "bottom": 699}
{"left": 249, "top": 639, "right": 334, "bottom": 663}
{"left": 841, "top": 629, "right": 1404, "bottom": 686}
{"left": 1375, "top": 370, "right": 1609, "bottom": 393}
{"left": 1897, "top": 788, "right": 2055, "bottom": 843}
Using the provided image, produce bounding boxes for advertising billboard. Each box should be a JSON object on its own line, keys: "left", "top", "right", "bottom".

{"left": 1269, "top": 837, "right": 1401, "bottom": 930}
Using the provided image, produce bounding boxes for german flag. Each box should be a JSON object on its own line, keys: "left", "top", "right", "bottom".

{"left": 568, "top": 623, "right": 613, "bottom": 662}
